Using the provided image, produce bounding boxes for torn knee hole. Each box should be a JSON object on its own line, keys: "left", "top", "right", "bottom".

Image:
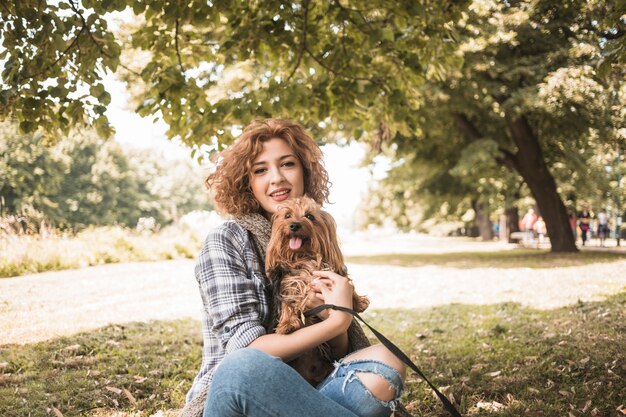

{"left": 354, "top": 371, "right": 398, "bottom": 402}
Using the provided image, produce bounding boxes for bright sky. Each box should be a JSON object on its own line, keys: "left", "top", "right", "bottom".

{"left": 104, "top": 75, "right": 386, "bottom": 230}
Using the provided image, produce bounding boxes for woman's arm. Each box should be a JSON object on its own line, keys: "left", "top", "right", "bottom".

{"left": 249, "top": 271, "right": 354, "bottom": 361}
{"left": 248, "top": 311, "right": 351, "bottom": 361}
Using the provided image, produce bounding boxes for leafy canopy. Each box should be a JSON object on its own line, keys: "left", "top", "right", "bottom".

{"left": 1, "top": 0, "right": 468, "bottom": 151}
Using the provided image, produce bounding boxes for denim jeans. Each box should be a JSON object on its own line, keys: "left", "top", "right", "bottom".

{"left": 203, "top": 348, "right": 404, "bottom": 417}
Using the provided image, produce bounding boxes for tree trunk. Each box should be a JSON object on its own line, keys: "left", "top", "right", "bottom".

{"left": 472, "top": 199, "right": 493, "bottom": 241}
{"left": 505, "top": 114, "right": 578, "bottom": 252}
{"left": 505, "top": 206, "right": 520, "bottom": 243}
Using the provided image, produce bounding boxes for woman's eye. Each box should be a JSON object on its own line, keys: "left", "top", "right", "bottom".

{"left": 253, "top": 168, "right": 266, "bottom": 175}
{"left": 282, "top": 161, "right": 296, "bottom": 167}
{"left": 305, "top": 213, "right": 315, "bottom": 221}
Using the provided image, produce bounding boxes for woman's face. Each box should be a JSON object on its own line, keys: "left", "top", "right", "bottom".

{"left": 249, "top": 137, "right": 305, "bottom": 217}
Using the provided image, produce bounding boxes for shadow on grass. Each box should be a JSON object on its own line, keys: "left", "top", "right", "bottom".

{"left": 0, "top": 320, "right": 202, "bottom": 417}
{"left": 1, "top": 293, "right": 624, "bottom": 416}
{"left": 346, "top": 248, "right": 626, "bottom": 269}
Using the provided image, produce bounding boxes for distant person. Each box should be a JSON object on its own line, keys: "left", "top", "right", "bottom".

{"left": 578, "top": 209, "right": 591, "bottom": 246}
{"left": 521, "top": 208, "right": 537, "bottom": 243}
{"left": 533, "top": 216, "right": 547, "bottom": 246}
{"left": 597, "top": 208, "right": 609, "bottom": 247}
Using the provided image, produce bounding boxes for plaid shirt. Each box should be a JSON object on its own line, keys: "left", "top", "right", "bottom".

{"left": 186, "top": 221, "right": 271, "bottom": 402}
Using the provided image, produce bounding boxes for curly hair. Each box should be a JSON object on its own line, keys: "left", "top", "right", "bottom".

{"left": 206, "top": 119, "right": 330, "bottom": 216}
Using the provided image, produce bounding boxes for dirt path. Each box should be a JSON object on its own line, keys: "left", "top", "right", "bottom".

{"left": 2, "top": 236, "right": 626, "bottom": 345}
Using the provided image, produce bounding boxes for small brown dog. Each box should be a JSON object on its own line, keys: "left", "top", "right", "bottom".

{"left": 266, "top": 196, "right": 369, "bottom": 385}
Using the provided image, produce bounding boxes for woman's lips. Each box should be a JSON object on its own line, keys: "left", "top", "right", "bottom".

{"left": 270, "top": 189, "right": 290, "bottom": 202}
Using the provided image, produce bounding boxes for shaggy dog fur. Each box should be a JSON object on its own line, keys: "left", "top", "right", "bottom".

{"left": 266, "top": 196, "right": 369, "bottom": 385}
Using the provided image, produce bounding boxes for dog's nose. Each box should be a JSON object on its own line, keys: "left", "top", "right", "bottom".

{"left": 289, "top": 222, "right": 301, "bottom": 232}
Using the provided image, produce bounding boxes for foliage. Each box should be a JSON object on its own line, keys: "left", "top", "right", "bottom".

{"left": 0, "top": 0, "right": 469, "bottom": 148}
{"left": 0, "top": 0, "right": 121, "bottom": 139}
{"left": 1, "top": 293, "right": 624, "bottom": 416}
{"left": 0, "top": 123, "right": 209, "bottom": 230}
{"left": 1, "top": 0, "right": 624, "bottom": 251}
{"left": 358, "top": 0, "right": 625, "bottom": 240}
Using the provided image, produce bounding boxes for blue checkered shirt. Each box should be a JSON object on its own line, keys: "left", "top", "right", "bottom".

{"left": 186, "top": 221, "right": 271, "bottom": 402}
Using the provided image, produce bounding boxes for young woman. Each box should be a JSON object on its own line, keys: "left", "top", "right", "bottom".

{"left": 181, "top": 119, "right": 405, "bottom": 417}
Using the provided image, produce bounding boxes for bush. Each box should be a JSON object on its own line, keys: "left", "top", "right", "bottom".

{"left": 0, "top": 216, "right": 214, "bottom": 278}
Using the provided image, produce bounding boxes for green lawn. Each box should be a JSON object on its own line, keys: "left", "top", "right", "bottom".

{"left": 346, "top": 249, "right": 626, "bottom": 269}
{"left": 2, "top": 293, "right": 624, "bottom": 416}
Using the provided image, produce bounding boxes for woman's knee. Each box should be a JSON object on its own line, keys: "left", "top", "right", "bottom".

{"left": 343, "top": 345, "right": 406, "bottom": 402}
{"left": 345, "top": 345, "right": 406, "bottom": 378}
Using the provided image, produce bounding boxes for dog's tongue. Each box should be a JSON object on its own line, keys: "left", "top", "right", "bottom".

{"left": 289, "top": 237, "right": 302, "bottom": 250}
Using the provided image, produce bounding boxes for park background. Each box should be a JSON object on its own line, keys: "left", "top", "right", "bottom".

{"left": 1, "top": 1, "right": 625, "bottom": 416}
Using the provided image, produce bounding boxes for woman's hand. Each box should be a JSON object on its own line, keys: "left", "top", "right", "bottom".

{"left": 305, "top": 281, "right": 330, "bottom": 320}
{"left": 310, "top": 270, "right": 354, "bottom": 325}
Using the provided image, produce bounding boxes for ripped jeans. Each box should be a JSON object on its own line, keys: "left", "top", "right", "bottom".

{"left": 203, "top": 348, "right": 404, "bottom": 417}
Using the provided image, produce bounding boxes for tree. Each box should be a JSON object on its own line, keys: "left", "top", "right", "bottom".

{"left": 0, "top": 124, "right": 208, "bottom": 230}
{"left": 0, "top": 123, "right": 66, "bottom": 222}
{"left": 1, "top": 0, "right": 624, "bottom": 251}
{"left": 360, "top": 0, "right": 625, "bottom": 251}
{"left": 1, "top": 0, "right": 468, "bottom": 144}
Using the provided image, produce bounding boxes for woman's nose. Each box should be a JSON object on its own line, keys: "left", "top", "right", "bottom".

{"left": 269, "top": 167, "right": 285, "bottom": 184}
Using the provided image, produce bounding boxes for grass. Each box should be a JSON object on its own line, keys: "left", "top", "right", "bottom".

{"left": 1, "top": 293, "right": 624, "bottom": 417}
{"left": 0, "top": 320, "right": 202, "bottom": 417}
{"left": 0, "top": 225, "right": 203, "bottom": 278}
{"left": 346, "top": 249, "right": 626, "bottom": 269}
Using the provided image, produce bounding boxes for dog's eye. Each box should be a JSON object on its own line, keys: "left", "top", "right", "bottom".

{"left": 285, "top": 213, "right": 292, "bottom": 219}
{"left": 304, "top": 213, "right": 315, "bottom": 221}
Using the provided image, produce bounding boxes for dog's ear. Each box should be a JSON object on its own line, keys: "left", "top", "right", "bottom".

{"left": 266, "top": 221, "right": 285, "bottom": 277}
{"left": 316, "top": 209, "right": 346, "bottom": 273}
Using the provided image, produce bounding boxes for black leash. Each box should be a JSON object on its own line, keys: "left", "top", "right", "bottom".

{"left": 304, "top": 304, "right": 463, "bottom": 417}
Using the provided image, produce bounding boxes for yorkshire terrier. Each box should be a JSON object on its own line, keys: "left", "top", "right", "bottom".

{"left": 266, "top": 196, "right": 369, "bottom": 385}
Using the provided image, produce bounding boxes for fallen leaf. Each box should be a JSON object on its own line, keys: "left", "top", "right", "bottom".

{"left": 49, "top": 407, "right": 63, "bottom": 417}
{"left": 133, "top": 375, "right": 148, "bottom": 383}
{"left": 580, "top": 357, "right": 590, "bottom": 365}
{"left": 559, "top": 390, "right": 572, "bottom": 397}
{"left": 0, "top": 362, "right": 8, "bottom": 369}
{"left": 123, "top": 388, "right": 137, "bottom": 405}
{"left": 471, "top": 363, "right": 487, "bottom": 372}
{"left": 86, "top": 370, "right": 101, "bottom": 377}
{"left": 527, "top": 387, "right": 540, "bottom": 394}
{"left": 486, "top": 371, "right": 502, "bottom": 377}
{"left": 105, "top": 386, "right": 122, "bottom": 395}
{"left": 474, "top": 401, "right": 506, "bottom": 411}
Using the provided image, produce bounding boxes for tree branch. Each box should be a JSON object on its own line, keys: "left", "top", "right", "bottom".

{"left": 175, "top": 19, "right": 185, "bottom": 73}
{"left": 286, "top": 0, "right": 309, "bottom": 81}
{"left": 601, "top": 28, "right": 625, "bottom": 40}
{"left": 453, "top": 113, "right": 481, "bottom": 141}
{"left": 0, "top": 1, "right": 12, "bottom": 15}
{"left": 20, "top": 9, "right": 86, "bottom": 82}
{"left": 496, "top": 147, "right": 519, "bottom": 172}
